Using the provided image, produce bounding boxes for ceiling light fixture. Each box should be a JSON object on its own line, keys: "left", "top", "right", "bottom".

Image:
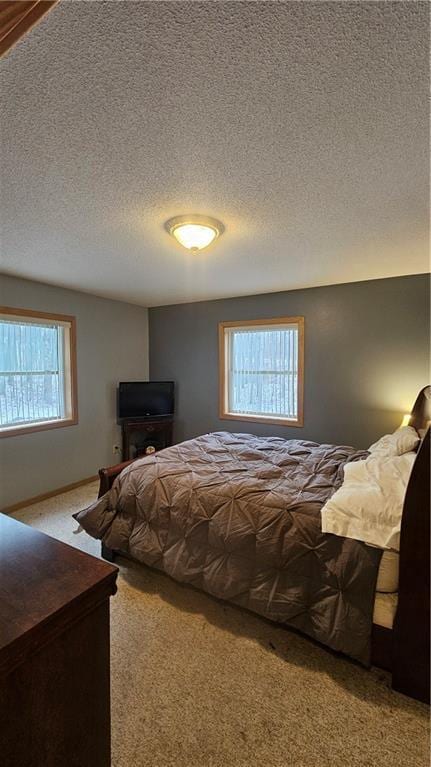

{"left": 165, "top": 215, "right": 224, "bottom": 252}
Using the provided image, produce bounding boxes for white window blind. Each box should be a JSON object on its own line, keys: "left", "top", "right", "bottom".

{"left": 222, "top": 320, "right": 303, "bottom": 422}
{"left": 0, "top": 314, "right": 73, "bottom": 431}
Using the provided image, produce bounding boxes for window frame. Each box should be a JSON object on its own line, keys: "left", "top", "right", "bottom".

{"left": 219, "top": 316, "right": 304, "bottom": 427}
{"left": 0, "top": 306, "right": 78, "bottom": 438}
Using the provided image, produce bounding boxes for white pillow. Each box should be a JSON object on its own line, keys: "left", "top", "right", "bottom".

{"left": 321, "top": 451, "right": 416, "bottom": 551}
{"left": 368, "top": 425, "right": 419, "bottom": 457}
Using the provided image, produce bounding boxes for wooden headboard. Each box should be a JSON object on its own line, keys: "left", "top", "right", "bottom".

{"left": 393, "top": 385, "right": 430, "bottom": 703}
{"left": 407, "top": 384, "right": 431, "bottom": 435}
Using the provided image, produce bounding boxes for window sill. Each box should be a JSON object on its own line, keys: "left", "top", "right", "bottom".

{"left": 219, "top": 411, "right": 303, "bottom": 427}
{"left": 0, "top": 417, "right": 78, "bottom": 438}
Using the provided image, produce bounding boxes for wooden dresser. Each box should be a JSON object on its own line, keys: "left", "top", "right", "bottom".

{"left": 0, "top": 513, "right": 118, "bottom": 767}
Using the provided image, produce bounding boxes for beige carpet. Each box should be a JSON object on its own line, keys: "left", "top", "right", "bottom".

{"left": 12, "top": 483, "right": 429, "bottom": 767}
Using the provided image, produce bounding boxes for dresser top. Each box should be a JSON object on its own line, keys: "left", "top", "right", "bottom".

{"left": 0, "top": 513, "right": 118, "bottom": 673}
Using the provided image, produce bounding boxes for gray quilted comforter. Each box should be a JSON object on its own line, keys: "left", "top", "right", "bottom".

{"left": 76, "top": 432, "right": 382, "bottom": 663}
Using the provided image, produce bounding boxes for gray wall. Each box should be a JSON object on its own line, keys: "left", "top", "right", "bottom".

{"left": 0, "top": 275, "right": 149, "bottom": 508}
{"left": 149, "top": 274, "right": 430, "bottom": 449}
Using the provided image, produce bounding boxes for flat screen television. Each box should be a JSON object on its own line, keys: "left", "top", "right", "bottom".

{"left": 118, "top": 381, "right": 174, "bottom": 419}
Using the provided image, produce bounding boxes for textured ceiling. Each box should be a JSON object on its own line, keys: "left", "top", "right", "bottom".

{"left": 1, "top": 1, "right": 429, "bottom": 307}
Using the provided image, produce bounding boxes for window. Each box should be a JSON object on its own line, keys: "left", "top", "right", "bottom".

{"left": 0, "top": 307, "right": 78, "bottom": 437}
{"left": 219, "top": 317, "right": 304, "bottom": 426}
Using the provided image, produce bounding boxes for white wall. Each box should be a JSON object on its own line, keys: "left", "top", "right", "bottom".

{"left": 0, "top": 275, "right": 149, "bottom": 508}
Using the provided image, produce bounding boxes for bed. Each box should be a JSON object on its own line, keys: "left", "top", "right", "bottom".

{"left": 76, "top": 387, "right": 430, "bottom": 703}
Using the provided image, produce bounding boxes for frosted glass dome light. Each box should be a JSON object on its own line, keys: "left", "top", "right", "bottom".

{"left": 165, "top": 215, "right": 224, "bottom": 252}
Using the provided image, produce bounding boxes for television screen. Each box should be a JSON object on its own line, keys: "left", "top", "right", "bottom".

{"left": 118, "top": 381, "right": 174, "bottom": 419}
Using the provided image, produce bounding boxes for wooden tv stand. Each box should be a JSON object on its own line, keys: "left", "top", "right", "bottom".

{"left": 121, "top": 416, "right": 173, "bottom": 460}
{"left": 0, "top": 514, "right": 118, "bottom": 767}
